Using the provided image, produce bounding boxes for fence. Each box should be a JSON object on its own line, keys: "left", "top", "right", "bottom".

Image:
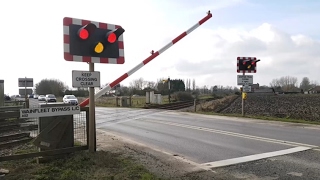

{"left": 4, "top": 100, "right": 26, "bottom": 107}
{"left": 0, "top": 106, "right": 89, "bottom": 162}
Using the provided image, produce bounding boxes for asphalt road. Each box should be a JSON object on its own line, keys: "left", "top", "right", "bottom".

{"left": 26, "top": 99, "right": 320, "bottom": 178}
{"left": 93, "top": 107, "right": 320, "bottom": 179}
{"left": 94, "top": 107, "right": 320, "bottom": 163}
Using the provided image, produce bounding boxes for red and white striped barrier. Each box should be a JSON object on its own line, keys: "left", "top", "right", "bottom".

{"left": 80, "top": 11, "right": 213, "bottom": 107}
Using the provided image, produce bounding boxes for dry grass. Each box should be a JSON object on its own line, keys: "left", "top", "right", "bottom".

{"left": 194, "top": 93, "right": 320, "bottom": 123}
{"left": 0, "top": 150, "right": 160, "bottom": 180}
{"left": 196, "top": 95, "right": 239, "bottom": 112}
{"left": 221, "top": 93, "right": 320, "bottom": 121}
{"left": 180, "top": 95, "right": 237, "bottom": 113}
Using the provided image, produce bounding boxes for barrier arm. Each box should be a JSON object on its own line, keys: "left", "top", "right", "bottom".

{"left": 80, "top": 11, "right": 213, "bottom": 107}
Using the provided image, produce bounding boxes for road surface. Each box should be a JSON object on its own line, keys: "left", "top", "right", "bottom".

{"left": 27, "top": 98, "right": 320, "bottom": 179}
{"left": 94, "top": 107, "right": 320, "bottom": 179}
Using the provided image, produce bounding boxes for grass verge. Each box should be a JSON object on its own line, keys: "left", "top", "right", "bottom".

{"left": 194, "top": 111, "right": 320, "bottom": 125}
{"left": 0, "top": 150, "right": 161, "bottom": 180}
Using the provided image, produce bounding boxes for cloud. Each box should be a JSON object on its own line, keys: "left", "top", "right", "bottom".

{"left": 173, "top": 23, "right": 320, "bottom": 87}
{"left": 1, "top": 0, "right": 319, "bottom": 94}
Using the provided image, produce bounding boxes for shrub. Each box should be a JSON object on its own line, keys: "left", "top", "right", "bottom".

{"left": 172, "top": 92, "right": 194, "bottom": 101}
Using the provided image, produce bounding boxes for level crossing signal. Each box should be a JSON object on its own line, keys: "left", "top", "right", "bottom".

{"left": 71, "top": 23, "right": 124, "bottom": 57}
{"left": 63, "top": 17, "right": 125, "bottom": 64}
{"left": 237, "top": 57, "right": 260, "bottom": 73}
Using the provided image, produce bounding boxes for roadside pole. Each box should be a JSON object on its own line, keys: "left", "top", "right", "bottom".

{"left": 89, "top": 63, "right": 96, "bottom": 152}
{"left": 168, "top": 78, "right": 171, "bottom": 103}
{"left": 237, "top": 57, "right": 259, "bottom": 117}
{"left": 242, "top": 72, "right": 245, "bottom": 116}
{"left": 63, "top": 17, "right": 124, "bottom": 153}
{"left": 24, "top": 77, "right": 29, "bottom": 108}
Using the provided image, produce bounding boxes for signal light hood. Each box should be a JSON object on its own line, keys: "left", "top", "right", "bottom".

{"left": 105, "top": 27, "right": 125, "bottom": 43}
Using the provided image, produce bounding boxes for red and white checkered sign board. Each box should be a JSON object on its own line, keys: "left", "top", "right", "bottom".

{"left": 63, "top": 17, "right": 125, "bottom": 64}
{"left": 237, "top": 57, "right": 256, "bottom": 73}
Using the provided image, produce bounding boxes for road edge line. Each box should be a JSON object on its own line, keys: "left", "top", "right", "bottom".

{"left": 201, "top": 146, "right": 311, "bottom": 169}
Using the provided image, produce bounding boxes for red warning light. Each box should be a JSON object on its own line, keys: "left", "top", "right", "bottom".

{"left": 251, "top": 61, "right": 256, "bottom": 65}
{"left": 107, "top": 33, "right": 116, "bottom": 43}
{"left": 78, "top": 29, "right": 89, "bottom": 40}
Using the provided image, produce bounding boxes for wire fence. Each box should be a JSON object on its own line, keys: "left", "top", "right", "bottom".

{"left": 0, "top": 105, "right": 88, "bottom": 161}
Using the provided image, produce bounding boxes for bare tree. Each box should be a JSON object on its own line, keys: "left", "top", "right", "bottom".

{"left": 270, "top": 76, "right": 298, "bottom": 91}
{"left": 300, "top": 77, "right": 311, "bottom": 91}
{"left": 192, "top": 79, "right": 196, "bottom": 91}
{"left": 129, "top": 78, "right": 146, "bottom": 90}
{"left": 185, "top": 79, "right": 188, "bottom": 91}
{"left": 146, "top": 81, "right": 156, "bottom": 89}
{"left": 269, "top": 79, "right": 281, "bottom": 87}
{"left": 202, "top": 85, "right": 208, "bottom": 94}
{"left": 279, "top": 76, "right": 298, "bottom": 91}
{"left": 310, "top": 80, "right": 318, "bottom": 87}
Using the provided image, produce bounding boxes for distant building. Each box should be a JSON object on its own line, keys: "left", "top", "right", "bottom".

{"left": 253, "top": 88, "right": 274, "bottom": 93}
{"left": 307, "top": 86, "right": 320, "bottom": 94}
{"left": 251, "top": 83, "right": 259, "bottom": 90}
{"left": 251, "top": 83, "right": 273, "bottom": 93}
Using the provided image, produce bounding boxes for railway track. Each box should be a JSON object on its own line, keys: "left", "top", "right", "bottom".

{"left": 0, "top": 122, "right": 36, "bottom": 151}
{"left": 0, "top": 132, "right": 33, "bottom": 150}
{"left": 0, "top": 106, "right": 36, "bottom": 154}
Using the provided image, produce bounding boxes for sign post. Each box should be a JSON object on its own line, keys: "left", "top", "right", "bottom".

{"left": 237, "top": 75, "right": 253, "bottom": 86}
{"left": 18, "top": 77, "right": 33, "bottom": 108}
{"left": 236, "top": 57, "right": 260, "bottom": 116}
{"left": 242, "top": 84, "right": 251, "bottom": 92}
{"left": 63, "top": 17, "right": 126, "bottom": 152}
{"left": 88, "top": 63, "right": 96, "bottom": 152}
{"left": 0, "top": 80, "right": 4, "bottom": 107}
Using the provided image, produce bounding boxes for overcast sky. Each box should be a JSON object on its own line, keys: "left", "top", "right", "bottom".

{"left": 1, "top": 0, "right": 320, "bottom": 95}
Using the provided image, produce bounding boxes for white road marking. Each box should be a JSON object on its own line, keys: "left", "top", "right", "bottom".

{"left": 144, "top": 119, "right": 318, "bottom": 148}
{"left": 201, "top": 146, "right": 311, "bottom": 168}
{"left": 162, "top": 111, "right": 320, "bottom": 130}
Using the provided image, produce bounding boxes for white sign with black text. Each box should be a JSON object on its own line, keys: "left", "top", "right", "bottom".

{"left": 237, "top": 75, "right": 253, "bottom": 85}
{"left": 242, "top": 85, "right": 252, "bottom": 92}
{"left": 72, "top": 70, "right": 100, "bottom": 88}
{"left": 20, "top": 105, "right": 80, "bottom": 118}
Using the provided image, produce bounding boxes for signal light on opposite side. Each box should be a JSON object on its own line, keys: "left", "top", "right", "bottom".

{"left": 107, "top": 32, "right": 117, "bottom": 43}
{"left": 105, "top": 27, "right": 125, "bottom": 44}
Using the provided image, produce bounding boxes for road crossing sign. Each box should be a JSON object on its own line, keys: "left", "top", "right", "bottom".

{"left": 237, "top": 75, "right": 253, "bottom": 85}
{"left": 242, "top": 85, "right": 251, "bottom": 92}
